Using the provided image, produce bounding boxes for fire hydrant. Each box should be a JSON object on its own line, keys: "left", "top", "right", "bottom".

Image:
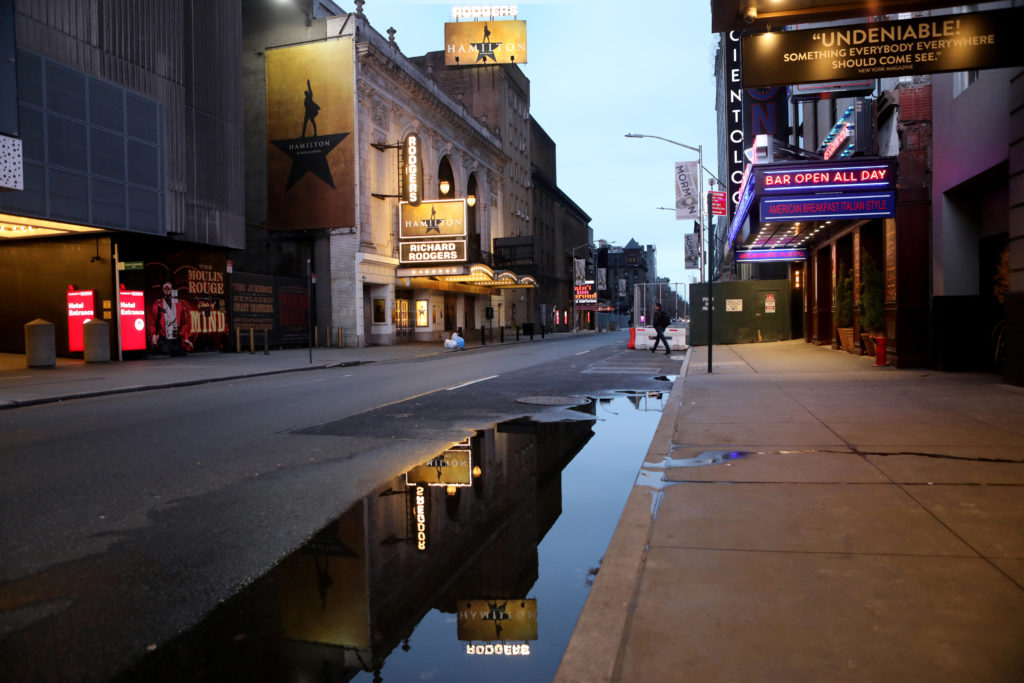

{"left": 874, "top": 336, "right": 888, "bottom": 367}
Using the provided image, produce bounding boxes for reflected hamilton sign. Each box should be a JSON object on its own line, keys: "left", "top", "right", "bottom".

{"left": 742, "top": 9, "right": 1023, "bottom": 88}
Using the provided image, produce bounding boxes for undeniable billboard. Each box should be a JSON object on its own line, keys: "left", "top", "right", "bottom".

{"left": 444, "top": 20, "right": 527, "bottom": 66}
{"left": 266, "top": 38, "right": 355, "bottom": 229}
{"left": 742, "top": 9, "right": 1023, "bottom": 88}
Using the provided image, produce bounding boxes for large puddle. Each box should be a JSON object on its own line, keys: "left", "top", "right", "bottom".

{"left": 115, "top": 393, "right": 665, "bottom": 682}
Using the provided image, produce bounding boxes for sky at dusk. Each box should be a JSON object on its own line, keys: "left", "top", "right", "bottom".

{"left": 353, "top": 0, "right": 721, "bottom": 287}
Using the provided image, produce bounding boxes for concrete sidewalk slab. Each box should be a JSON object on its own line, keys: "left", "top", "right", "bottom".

{"left": 622, "top": 549, "right": 1024, "bottom": 683}
{"left": 557, "top": 340, "right": 1024, "bottom": 683}
{"left": 664, "top": 449, "right": 891, "bottom": 484}
{"left": 652, "top": 482, "right": 975, "bottom": 556}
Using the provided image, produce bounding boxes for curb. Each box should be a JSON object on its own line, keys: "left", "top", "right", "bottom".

{"left": 554, "top": 347, "right": 691, "bottom": 683}
{"left": 0, "top": 360, "right": 372, "bottom": 409}
{"left": 0, "top": 331, "right": 589, "bottom": 409}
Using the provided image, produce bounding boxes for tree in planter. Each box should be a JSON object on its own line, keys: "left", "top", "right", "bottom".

{"left": 833, "top": 267, "right": 854, "bottom": 350}
{"left": 859, "top": 252, "right": 884, "bottom": 355}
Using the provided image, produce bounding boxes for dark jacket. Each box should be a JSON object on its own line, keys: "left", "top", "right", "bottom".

{"left": 653, "top": 309, "right": 670, "bottom": 330}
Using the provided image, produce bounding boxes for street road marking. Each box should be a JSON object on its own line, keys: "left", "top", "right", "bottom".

{"left": 575, "top": 350, "right": 590, "bottom": 355}
{"left": 446, "top": 375, "right": 499, "bottom": 390}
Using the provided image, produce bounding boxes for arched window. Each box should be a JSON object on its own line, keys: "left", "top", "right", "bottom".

{"left": 437, "top": 156, "right": 454, "bottom": 199}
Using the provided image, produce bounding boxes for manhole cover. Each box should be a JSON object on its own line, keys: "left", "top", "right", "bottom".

{"left": 516, "top": 396, "right": 589, "bottom": 406}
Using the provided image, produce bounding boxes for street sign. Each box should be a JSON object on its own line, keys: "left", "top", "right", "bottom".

{"left": 120, "top": 261, "right": 143, "bottom": 271}
{"left": 708, "top": 191, "right": 727, "bottom": 217}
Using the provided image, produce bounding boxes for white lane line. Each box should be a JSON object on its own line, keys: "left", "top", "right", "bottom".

{"left": 575, "top": 350, "right": 590, "bottom": 355}
{"left": 446, "top": 375, "right": 499, "bottom": 391}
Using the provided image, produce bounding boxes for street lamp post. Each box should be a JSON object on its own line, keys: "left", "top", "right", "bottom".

{"left": 625, "top": 133, "right": 723, "bottom": 373}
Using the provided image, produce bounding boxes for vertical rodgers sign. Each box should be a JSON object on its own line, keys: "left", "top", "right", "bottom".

{"left": 400, "top": 199, "right": 468, "bottom": 263}
{"left": 266, "top": 38, "right": 355, "bottom": 229}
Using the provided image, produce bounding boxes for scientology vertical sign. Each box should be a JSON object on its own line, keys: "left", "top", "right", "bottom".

{"left": 742, "top": 9, "right": 1023, "bottom": 88}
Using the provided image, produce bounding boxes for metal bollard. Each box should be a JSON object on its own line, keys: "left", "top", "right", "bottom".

{"left": 480, "top": 325, "right": 486, "bottom": 345}
{"left": 500, "top": 326, "right": 504, "bottom": 343}
{"left": 263, "top": 330, "right": 269, "bottom": 355}
{"left": 235, "top": 327, "right": 241, "bottom": 353}
{"left": 249, "top": 328, "right": 255, "bottom": 354}
{"left": 541, "top": 324, "right": 545, "bottom": 339}
{"left": 338, "top": 326, "right": 343, "bottom": 348}
{"left": 314, "top": 326, "right": 319, "bottom": 347}
{"left": 516, "top": 325, "right": 520, "bottom": 341}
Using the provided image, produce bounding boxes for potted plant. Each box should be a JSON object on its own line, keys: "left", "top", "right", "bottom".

{"left": 859, "top": 253, "right": 884, "bottom": 356}
{"left": 834, "top": 267, "right": 855, "bottom": 352}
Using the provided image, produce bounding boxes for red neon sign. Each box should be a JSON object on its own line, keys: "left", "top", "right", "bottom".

{"left": 119, "top": 290, "right": 147, "bottom": 351}
{"left": 823, "top": 123, "right": 851, "bottom": 161}
{"left": 761, "top": 163, "right": 891, "bottom": 193}
{"left": 67, "top": 289, "right": 95, "bottom": 352}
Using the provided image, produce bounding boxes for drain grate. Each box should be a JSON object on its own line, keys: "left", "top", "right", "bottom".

{"left": 516, "top": 396, "right": 590, "bottom": 406}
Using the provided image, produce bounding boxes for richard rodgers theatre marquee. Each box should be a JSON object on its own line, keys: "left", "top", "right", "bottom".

{"left": 399, "top": 199, "right": 468, "bottom": 264}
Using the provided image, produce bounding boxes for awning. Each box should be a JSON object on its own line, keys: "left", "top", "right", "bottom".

{"left": 0, "top": 213, "right": 108, "bottom": 240}
{"left": 727, "top": 158, "right": 896, "bottom": 255}
{"left": 396, "top": 263, "right": 537, "bottom": 290}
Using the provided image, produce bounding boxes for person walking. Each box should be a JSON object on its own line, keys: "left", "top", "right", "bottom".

{"left": 651, "top": 302, "right": 671, "bottom": 355}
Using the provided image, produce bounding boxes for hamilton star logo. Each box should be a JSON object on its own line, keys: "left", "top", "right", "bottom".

{"left": 271, "top": 78, "right": 349, "bottom": 190}
{"left": 423, "top": 205, "right": 442, "bottom": 234}
{"left": 471, "top": 22, "right": 501, "bottom": 63}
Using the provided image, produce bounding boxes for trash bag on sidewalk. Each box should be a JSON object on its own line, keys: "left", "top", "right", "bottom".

{"left": 444, "top": 332, "right": 465, "bottom": 350}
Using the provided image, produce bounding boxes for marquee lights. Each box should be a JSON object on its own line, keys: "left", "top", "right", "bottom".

{"left": 759, "top": 163, "right": 894, "bottom": 194}
{"left": 760, "top": 192, "right": 895, "bottom": 222}
{"left": 736, "top": 248, "right": 807, "bottom": 262}
{"left": 452, "top": 5, "right": 518, "bottom": 19}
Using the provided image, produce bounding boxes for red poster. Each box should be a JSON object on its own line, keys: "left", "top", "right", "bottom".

{"left": 119, "top": 290, "right": 147, "bottom": 351}
{"left": 66, "top": 290, "right": 95, "bottom": 352}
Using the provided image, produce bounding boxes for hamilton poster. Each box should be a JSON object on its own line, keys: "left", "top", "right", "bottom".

{"left": 444, "top": 20, "right": 527, "bottom": 66}
{"left": 266, "top": 38, "right": 355, "bottom": 229}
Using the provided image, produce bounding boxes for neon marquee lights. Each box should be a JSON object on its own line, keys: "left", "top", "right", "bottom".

{"left": 736, "top": 248, "right": 807, "bottom": 262}
{"left": 761, "top": 164, "right": 891, "bottom": 193}
{"left": 760, "top": 192, "right": 895, "bottom": 222}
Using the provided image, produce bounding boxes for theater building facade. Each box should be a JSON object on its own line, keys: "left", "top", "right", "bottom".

{"left": 241, "top": 4, "right": 535, "bottom": 348}
{"left": 711, "top": 2, "right": 1022, "bottom": 383}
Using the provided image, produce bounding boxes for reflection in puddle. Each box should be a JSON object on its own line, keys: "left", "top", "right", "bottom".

{"left": 638, "top": 451, "right": 752, "bottom": 518}
{"left": 115, "top": 395, "right": 663, "bottom": 682}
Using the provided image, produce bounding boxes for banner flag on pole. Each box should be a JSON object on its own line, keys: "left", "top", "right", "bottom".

{"left": 675, "top": 161, "right": 699, "bottom": 220}
{"left": 684, "top": 233, "right": 700, "bottom": 270}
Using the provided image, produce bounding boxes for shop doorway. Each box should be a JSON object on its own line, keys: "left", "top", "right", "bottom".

{"left": 395, "top": 293, "right": 413, "bottom": 341}
{"left": 444, "top": 294, "right": 456, "bottom": 331}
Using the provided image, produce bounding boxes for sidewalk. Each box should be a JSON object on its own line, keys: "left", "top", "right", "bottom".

{"left": 558, "top": 340, "right": 1024, "bottom": 682}
{"left": 0, "top": 330, "right": 573, "bottom": 408}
